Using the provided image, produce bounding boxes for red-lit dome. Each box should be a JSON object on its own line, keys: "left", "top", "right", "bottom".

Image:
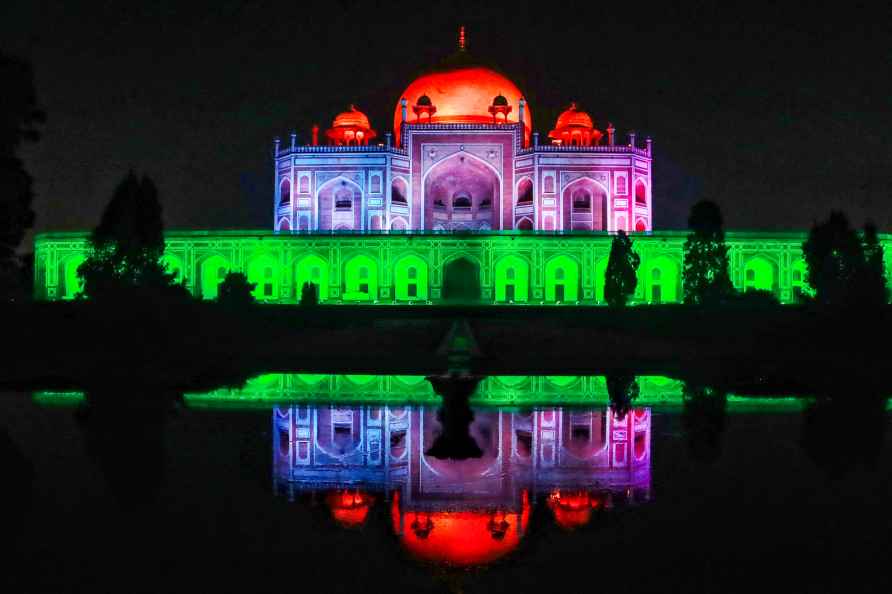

{"left": 327, "top": 105, "right": 377, "bottom": 146}
{"left": 395, "top": 62, "right": 532, "bottom": 146}
{"left": 547, "top": 490, "right": 604, "bottom": 530}
{"left": 548, "top": 103, "right": 603, "bottom": 146}
{"left": 392, "top": 491, "right": 531, "bottom": 567}
{"left": 325, "top": 490, "right": 374, "bottom": 528}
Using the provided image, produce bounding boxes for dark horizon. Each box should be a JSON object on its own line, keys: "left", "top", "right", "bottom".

{"left": 4, "top": 1, "right": 890, "bottom": 242}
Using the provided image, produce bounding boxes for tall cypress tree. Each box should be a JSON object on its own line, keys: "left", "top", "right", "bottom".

{"left": 78, "top": 172, "right": 181, "bottom": 299}
{"left": 857, "top": 222, "right": 888, "bottom": 306}
{"left": 604, "top": 230, "right": 640, "bottom": 307}
{"left": 682, "top": 200, "right": 734, "bottom": 305}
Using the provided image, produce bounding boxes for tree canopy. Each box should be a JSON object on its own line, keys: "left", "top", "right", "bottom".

{"left": 604, "top": 230, "right": 640, "bottom": 307}
{"left": 802, "top": 211, "right": 888, "bottom": 306}
{"left": 78, "top": 172, "right": 184, "bottom": 299}
{"left": 217, "top": 272, "right": 256, "bottom": 306}
{"left": 682, "top": 200, "right": 734, "bottom": 305}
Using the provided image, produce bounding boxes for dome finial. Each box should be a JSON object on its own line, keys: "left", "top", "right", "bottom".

{"left": 458, "top": 25, "right": 466, "bottom": 51}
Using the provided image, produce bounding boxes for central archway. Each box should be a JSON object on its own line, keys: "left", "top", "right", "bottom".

{"left": 442, "top": 257, "right": 481, "bottom": 301}
{"left": 424, "top": 153, "right": 500, "bottom": 231}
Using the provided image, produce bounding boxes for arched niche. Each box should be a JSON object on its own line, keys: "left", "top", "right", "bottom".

{"left": 442, "top": 256, "right": 481, "bottom": 301}
{"left": 743, "top": 256, "right": 777, "bottom": 294}
{"left": 394, "top": 255, "right": 428, "bottom": 301}
{"left": 62, "top": 255, "right": 86, "bottom": 300}
{"left": 247, "top": 254, "right": 280, "bottom": 301}
{"left": 494, "top": 255, "right": 530, "bottom": 302}
{"left": 318, "top": 177, "right": 362, "bottom": 231}
{"left": 645, "top": 256, "right": 679, "bottom": 303}
{"left": 545, "top": 255, "right": 580, "bottom": 302}
{"left": 562, "top": 178, "right": 607, "bottom": 231}
{"left": 343, "top": 254, "right": 378, "bottom": 301}
{"left": 295, "top": 254, "right": 329, "bottom": 301}
{"left": 160, "top": 254, "right": 184, "bottom": 284}
{"left": 200, "top": 255, "right": 230, "bottom": 300}
{"left": 423, "top": 153, "right": 500, "bottom": 231}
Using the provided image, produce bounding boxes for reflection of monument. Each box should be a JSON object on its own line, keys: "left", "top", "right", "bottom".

{"left": 273, "top": 404, "right": 651, "bottom": 565}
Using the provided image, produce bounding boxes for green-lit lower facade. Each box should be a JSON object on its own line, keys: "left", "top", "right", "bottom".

{"left": 32, "top": 230, "right": 892, "bottom": 304}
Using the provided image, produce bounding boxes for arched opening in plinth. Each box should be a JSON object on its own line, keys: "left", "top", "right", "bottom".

{"left": 442, "top": 257, "right": 481, "bottom": 301}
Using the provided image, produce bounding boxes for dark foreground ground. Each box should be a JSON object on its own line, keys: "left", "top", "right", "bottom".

{"left": 3, "top": 301, "right": 891, "bottom": 396}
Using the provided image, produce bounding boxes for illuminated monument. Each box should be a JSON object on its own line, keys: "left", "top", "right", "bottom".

{"left": 273, "top": 403, "right": 651, "bottom": 566}
{"left": 31, "top": 28, "right": 891, "bottom": 304}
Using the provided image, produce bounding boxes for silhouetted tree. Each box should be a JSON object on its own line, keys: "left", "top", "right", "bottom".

{"left": 607, "top": 374, "right": 639, "bottom": 419}
{"left": 217, "top": 271, "right": 256, "bottom": 306}
{"left": 802, "top": 212, "right": 888, "bottom": 306}
{"left": 604, "top": 231, "right": 640, "bottom": 307}
{"left": 800, "top": 395, "right": 887, "bottom": 479}
{"left": 681, "top": 382, "right": 727, "bottom": 464}
{"left": 300, "top": 281, "right": 319, "bottom": 305}
{"left": 0, "top": 52, "right": 44, "bottom": 295}
{"left": 77, "top": 172, "right": 187, "bottom": 300}
{"left": 682, "top": 201, "right": 734, "bottom": 304}
{"left": 425, "top": 374, "right": 484, "bottom": 459}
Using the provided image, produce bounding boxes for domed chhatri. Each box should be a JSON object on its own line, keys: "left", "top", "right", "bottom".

{"left": 325, "top": 105, "right": 377, "bottom": 146}
{"left": 549, "top": 102, "right": 603, "bottom": 147}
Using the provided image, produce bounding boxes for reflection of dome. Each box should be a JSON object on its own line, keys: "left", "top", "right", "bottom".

{"left": 547, "top": 490, "right": 604, "bottom": 530}
{"left": 395, "top": 57, "right": 532, "bottom": 145}
{"left": 327, "top": 105, "right": 377, "bottom": 145}
{"left": 393, "top": 491, "right": 530, "bottom": 566}
{"left": 326, "top": 490, "right": 373, "bottom": 528}
{"left": 548, "top": 103, "right": 602, "bottom": 146}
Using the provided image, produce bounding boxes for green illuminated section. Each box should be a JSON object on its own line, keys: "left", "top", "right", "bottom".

{"left": 32, "top": 230, "right": 892, "bottom": 304}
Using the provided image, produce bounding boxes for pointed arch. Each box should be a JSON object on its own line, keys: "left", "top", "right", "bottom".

{"left": 317, "top": 176, "right": 363, "bottom": 231}
{"left": 545, "top": 255, "right": 580, "bottom": 302}
{"left": 160, "top": 254, "right": 184, "bottom": 284}
{"left": 62, "top": 255, "right": 86, "bottom": 300}
{"left": 494, "top": 255, "right": 530, "bottom": 302}
{"left": 247, "top": 253, "right": 280, "bottom": 301}
{"left": 743, "top": 256, "right": 777, "bottom": 294}
{"left": 595, "top": 257, "right": 609, "bottom": 303}
{"left": 343, "top": 254, "right": 378, "bottom": 301}
{"left": 394, "top": 254, "right": 429, "bottom": 301}
{"left": 422, "top": 151, "right": 502, "bottom": 231}
{"left": 645, "top": 256, "right": 679, "bottom": 303}
{"left": 295, "top": 254, "right": 329, "bottom": 301}
{"left": 562, "top": 176, "right": 608, "bottom": 231}
{"left": 200, "top": 255, "right": 231, "bottom": 300}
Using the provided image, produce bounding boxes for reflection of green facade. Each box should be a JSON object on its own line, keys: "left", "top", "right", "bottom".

{"left": 34, "top": 230, "right": 892, "bottom": 304}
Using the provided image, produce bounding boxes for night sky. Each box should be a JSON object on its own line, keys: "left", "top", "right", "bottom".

{"left": 3, "top": 1, "right": 890, "bottom": 239}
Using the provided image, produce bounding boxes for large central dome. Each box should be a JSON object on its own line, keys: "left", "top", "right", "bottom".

{"left": 394, "top": 52, "right": 532, "bottom": 146}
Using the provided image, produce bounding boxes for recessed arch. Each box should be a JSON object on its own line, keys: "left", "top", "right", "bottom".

{"left": 494, "top": 255, "right": 530, "bottom": 302}
{"left": 743, "top": 256, "right": 777, "bottom": 294}
{"left": 295, "top": 254, "right": 329, "bottom": 301}
{"left": 62, "top": 255, "right": 86, "bottom": 300}
{"left": 317, "top": 176, "right": 363, "bottom": 231}
{"left": 391, "top": 176, "right": 408, "bottom": 204}
{"left": 545, "top": 255, "right": 580, "bottom": 302}
{"left": 516, "top": 177, "right": 533, "bottom": 206}
{"left": 160, "top": 254, "right": 184, "bottom": 284}
{"left": 562, "top": 177, "right": 607, "bottom": 231}
{"left": 442, "top": 255, "right": 481, "bottom": 301}
{"left": 247, "top": 253, "right": 280, "bottom": 301}
{"left": 394, "top": 254, "right": 429, "bottom": 301}
{"left": 343, "top": 254, "right": 378, "bottom": 301}
{"left": 635, "top": 180, "right": 647, "bottom": 206}
{"left": 200, "top": 255, "right": 231, "bottom": 300}
{"left": 423, "top": 151, "right": 501, "bottom": 231}
{"left": 645, "top": 256, "right": 679, "bottom": 303}
{"left": 516, "top": 217, "right": 533, "bottom": 230}
{"left": 595, "top": 257, "right": 610, "bottom": 303}
{"left": 278, "top": 218, "right": 291, "bottom": 232}
{"left": 390, "top": 217, "right": 408, "bottom": 231}
{"left": 791, "top": 258, "right": 811, "bottom": 303}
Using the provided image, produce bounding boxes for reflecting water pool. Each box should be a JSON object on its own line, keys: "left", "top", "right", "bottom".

{"left": 3, "top": 376, "right": 891, "bottom": 593}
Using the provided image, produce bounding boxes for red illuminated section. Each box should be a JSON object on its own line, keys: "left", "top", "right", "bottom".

{"left": 392, "top": 490, "right": 531, "bottom": 566}
{"left": 547, "top": 490, "right": 606, "bottom": 530}
{"left": 325, "top": 490, "right": 374, "bottom": 528}
{"left": 326, "top": 105, "right": 377, "bottom": 146}
{"left": 394, "top": 66, "right": 532, "bottom": 146}
{"left": 548, "top": 103, "right": 603, "bottom": 146}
